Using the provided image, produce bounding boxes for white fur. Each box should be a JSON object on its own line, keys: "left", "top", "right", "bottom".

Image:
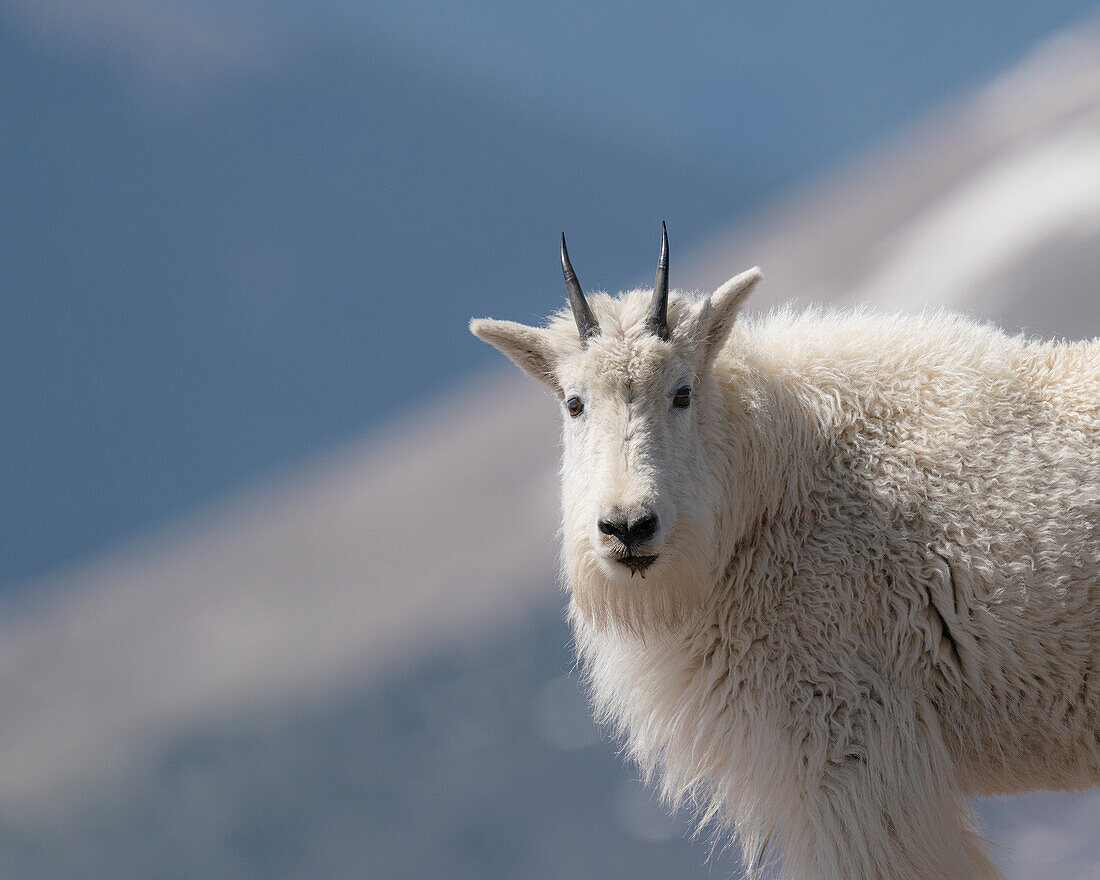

{"left": 472, "top": 272, "right": 1100, "bottom": 880}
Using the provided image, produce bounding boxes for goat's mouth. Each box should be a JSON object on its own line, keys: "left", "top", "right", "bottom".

{"left": 614, "top": 553, "right": 659, "bottom": 577}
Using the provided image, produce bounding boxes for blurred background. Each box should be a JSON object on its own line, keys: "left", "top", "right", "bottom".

{"left": 3, "top": 1, "right": 1100, "bottom": 877}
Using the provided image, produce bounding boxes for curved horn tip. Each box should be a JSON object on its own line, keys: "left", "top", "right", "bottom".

{"left": 646, "top": 221, "right": 671, "bottom": 340}
{"left": 560, "top": 232, "right": 600, "bottom": 344}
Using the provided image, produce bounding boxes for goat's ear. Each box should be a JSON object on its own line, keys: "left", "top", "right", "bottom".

{"left": 470, "top": 318, "right": 559, "bottom": 389}
{"left": 682, "top": 267, "right": 761, "bottom": 361}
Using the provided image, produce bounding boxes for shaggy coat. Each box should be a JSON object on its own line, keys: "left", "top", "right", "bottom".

{"left": 473, "top": 278, "right": 1100, "bottom": 880}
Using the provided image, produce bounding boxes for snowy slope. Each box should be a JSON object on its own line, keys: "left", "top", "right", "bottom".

{"left": 685, "top": 22, "right": 1100, "bottom": 344}
{"left": 0, "top": 375, "right": 560, "bottom": 803}
{"left": 3, "top": 20, "right": 1100, "bottom": 880}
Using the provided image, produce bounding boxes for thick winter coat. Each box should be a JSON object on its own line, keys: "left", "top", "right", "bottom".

{"left": 471, "top": 259, "right": 1100, "bottom": 880}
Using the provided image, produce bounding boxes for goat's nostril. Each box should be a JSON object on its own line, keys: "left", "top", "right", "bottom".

{"left": 599, "top": 512, "right": 659, "bottom": 548}
{"left": 598, "top": 518, "right": 627, "bottom": 540}
{"left": 629, "top": 514, "right": 658, "bottom": 544}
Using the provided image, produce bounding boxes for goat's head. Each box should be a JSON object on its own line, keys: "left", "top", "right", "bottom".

{"left": 471, "top": 225, "right": 761, "bottom": 629}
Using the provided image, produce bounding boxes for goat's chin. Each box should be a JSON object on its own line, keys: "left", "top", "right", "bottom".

{"left": 565, "top": 542, "right": 710, "bottom": 635}
{"left": 592, "top": 551, "right": 661, "bottom": 583}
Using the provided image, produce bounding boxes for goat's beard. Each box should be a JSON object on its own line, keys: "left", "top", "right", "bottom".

{"left": 561, "top": 523, "right": 715, "bottom": 636}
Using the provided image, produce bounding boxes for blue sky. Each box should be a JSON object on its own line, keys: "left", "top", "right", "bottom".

{"left": 3, "top": 0, "right": 1098, "bottom": 589}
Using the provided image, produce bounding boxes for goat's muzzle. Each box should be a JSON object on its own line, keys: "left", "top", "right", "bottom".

{"left": 598, "top": 510, "right": 661, "bottom": 576}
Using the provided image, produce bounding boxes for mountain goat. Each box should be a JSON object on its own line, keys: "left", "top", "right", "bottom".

{"left": 470, "top": 225, "right": 1100, "bottom": 880}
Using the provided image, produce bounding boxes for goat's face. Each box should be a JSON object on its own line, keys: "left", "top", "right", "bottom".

{"left": 472, "top": 229, "right": 760, "bottom": 628}
{"left": 553, "top": 317, "right": 709, "bottom": 597}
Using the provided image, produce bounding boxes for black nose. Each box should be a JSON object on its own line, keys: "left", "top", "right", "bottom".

{"left": 598, "top": 512, "right": 659, "bottom": 549}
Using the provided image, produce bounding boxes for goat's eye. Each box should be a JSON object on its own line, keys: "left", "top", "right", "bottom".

{"left": 566, "top": 396, "right": 584, "bottom": 417}
{"left": 673, "top": 386, "right": 692, "bottom": 408}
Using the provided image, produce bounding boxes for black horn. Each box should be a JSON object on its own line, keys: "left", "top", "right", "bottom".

{"left": 561, "top": 233, "right": 600, "bottom": 345}
{"left": 645, "top": 221, "right": 670, "bottom": 340}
